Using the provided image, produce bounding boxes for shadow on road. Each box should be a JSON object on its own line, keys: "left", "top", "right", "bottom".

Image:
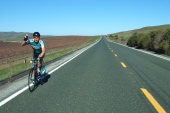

{"left": 30, "top": 73, "right": 51, "bottom": 93}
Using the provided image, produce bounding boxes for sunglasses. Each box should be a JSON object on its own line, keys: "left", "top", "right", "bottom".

{"left": 33, "top": 36, "right": 40, "bottom": 39}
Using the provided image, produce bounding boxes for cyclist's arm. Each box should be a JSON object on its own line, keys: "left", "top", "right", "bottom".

{"left": 21, "top": 40, "right": 28, "bottom": 46}
{"left": 39, "top": 47, "right": 45, "bottom": 57}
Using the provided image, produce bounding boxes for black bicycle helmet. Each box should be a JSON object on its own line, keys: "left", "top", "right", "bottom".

{"left": 33, "top": 32, "right": 40, "bottom": 37}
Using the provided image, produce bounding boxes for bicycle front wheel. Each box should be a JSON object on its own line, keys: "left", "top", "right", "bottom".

{"left": 28, "top": 68, "right": 36, "bottom": 92}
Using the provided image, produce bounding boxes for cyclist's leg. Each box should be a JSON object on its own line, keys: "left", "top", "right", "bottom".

{"left": 40, "top": 53, "right": 46, "bottom": 75}
{"left": 33, "top": 52, "right": 39, "bottom": 60}
{"left": 34, "top": 52, "right": 41, "bottom": 74}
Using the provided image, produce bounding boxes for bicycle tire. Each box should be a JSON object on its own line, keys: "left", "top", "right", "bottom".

{"left": 28, "top": 68, "right": 36, "bottom": 92}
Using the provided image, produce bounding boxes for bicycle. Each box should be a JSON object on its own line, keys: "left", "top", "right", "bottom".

{"left": 25, "top": 58, "right": 42, "bottom": 92}
{"left": 25, "top": 58, "right": 51, "bottom": 92}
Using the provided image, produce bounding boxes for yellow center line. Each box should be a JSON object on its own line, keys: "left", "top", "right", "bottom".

{"left": 140, "top": 88, "right": 166, "bottom": 113}
{"left": 114, "top": 54, "right": 117, "bottom": 57}
{"left": 120, "top": 62, "right": 126, "bottom": 68}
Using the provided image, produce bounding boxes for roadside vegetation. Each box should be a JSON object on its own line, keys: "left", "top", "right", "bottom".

{"left": 127, "top": 29, "right": 170, "bottom": 55}
{"left": 107, "top": 24, "right": 170, "bottom": 55}
{"left": 0, "top": 36, "right": 100, "bottom": 82}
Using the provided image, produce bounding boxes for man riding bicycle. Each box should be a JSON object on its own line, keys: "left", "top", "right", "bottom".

{"left": 21, "top": 32, "right": 46, "bottom": 75}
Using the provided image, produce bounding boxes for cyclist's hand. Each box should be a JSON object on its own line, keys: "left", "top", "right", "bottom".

{"left": 24, "top": 33, "right": 28, "bottom": 41}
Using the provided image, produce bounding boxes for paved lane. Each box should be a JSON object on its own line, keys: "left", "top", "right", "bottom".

{"left": 105, "top": 38, "right": 170, "bottom": 113}
{"left": 0, "top": 37, "right": 169, "bottom": 113}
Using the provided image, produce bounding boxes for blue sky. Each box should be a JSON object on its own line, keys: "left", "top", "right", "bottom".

{"left": 0, "top": 0, "right": 170, "bottom": 36}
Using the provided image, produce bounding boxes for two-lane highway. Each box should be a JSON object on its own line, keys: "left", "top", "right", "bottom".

{"left": 0, "top": 37, "right": 170, "bottom": 112}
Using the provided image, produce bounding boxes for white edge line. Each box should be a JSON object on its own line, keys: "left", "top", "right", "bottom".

{"left": 0, "top": 39, "right": 100, "bottom": 107}
{"left": 0, "top": 86, "right": 28, "bottom": 107}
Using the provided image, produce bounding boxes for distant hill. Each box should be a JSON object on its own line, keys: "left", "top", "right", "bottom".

{"left": 0, "top": 32, "right": 53, "bottom": 41}
{"left": 108, "top": 24, "right": 170, "bottom": 38}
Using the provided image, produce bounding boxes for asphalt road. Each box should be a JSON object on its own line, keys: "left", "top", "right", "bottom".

{"left": 0, "top": 37, "right": 170, "bottom": 113}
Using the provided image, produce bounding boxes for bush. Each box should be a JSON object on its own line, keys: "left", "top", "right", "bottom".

{"left": 159, "top": 40, "right": 169, "bottom": 54}
{"left": 139, "top": 34, "right": 150, "bottom": 50}
{"left": 127, "top": 32, "right": 138, "bottom": 47}
{"left": 163, "top": 29, "right": 170, "bottom": 42}
{"left": 127, "top": 29, "right": 170, "bottom": 56}
{"left": 152, "top": 30, "right": 164, "bottom": 52}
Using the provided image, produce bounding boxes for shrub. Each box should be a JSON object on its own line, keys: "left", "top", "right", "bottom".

{"left": 152, "top": 30, "right": 164, "bottom": 52}
{"left": 159, "top": 40, "right": 169, "bottom": 54}
{"left": 127, "top": 32, "right": 138, "bottom": 47}
{"left": 127, "top": 29, "right": 170, "bottom": 56}
{"left": 161, "top": 29, "right": 170, "bottom": 55}
{"left": 139, "top": 34, "right": 150, "bottom": 50}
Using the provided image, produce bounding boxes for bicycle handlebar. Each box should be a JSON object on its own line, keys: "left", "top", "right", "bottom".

{"left": 24, "top": 58, "right": 40, "bottom": 63}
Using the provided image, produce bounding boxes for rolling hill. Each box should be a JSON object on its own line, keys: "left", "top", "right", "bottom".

{"left": 108, "top": 24, "right": 170, "bottom": 38}
{"left": 0, "top": 32, "right": 53, "bottom": 41}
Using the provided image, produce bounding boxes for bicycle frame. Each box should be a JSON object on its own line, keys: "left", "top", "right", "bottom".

{"left": 32, "top": 59, "right": 39, "bottom": 75}
{"left": 25, "top": 58, "right": 39, "bottom": 75}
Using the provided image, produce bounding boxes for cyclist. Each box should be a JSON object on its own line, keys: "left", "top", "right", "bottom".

{"left": 21, "top": 32, "right": 46, "bottom": 75}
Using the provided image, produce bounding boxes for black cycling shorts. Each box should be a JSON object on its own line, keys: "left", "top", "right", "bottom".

{"left": 33, "top": 52, "right": 45, "bottom": 59}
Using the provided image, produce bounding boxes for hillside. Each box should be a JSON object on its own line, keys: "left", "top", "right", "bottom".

{"left": 0, "top": 32, "right": 53, "bottom": 41}
{"left": 108, "top": 24, "right": 170, "bottom": 38}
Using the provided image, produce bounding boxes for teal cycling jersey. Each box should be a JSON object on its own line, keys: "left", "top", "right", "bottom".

{"left": 26, "top": 39, "right": 45, "bottom": 54}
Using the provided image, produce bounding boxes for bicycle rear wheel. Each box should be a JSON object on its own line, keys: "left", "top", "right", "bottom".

{"left": 28, "top": 68, "right": 36, "bottom": 92}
